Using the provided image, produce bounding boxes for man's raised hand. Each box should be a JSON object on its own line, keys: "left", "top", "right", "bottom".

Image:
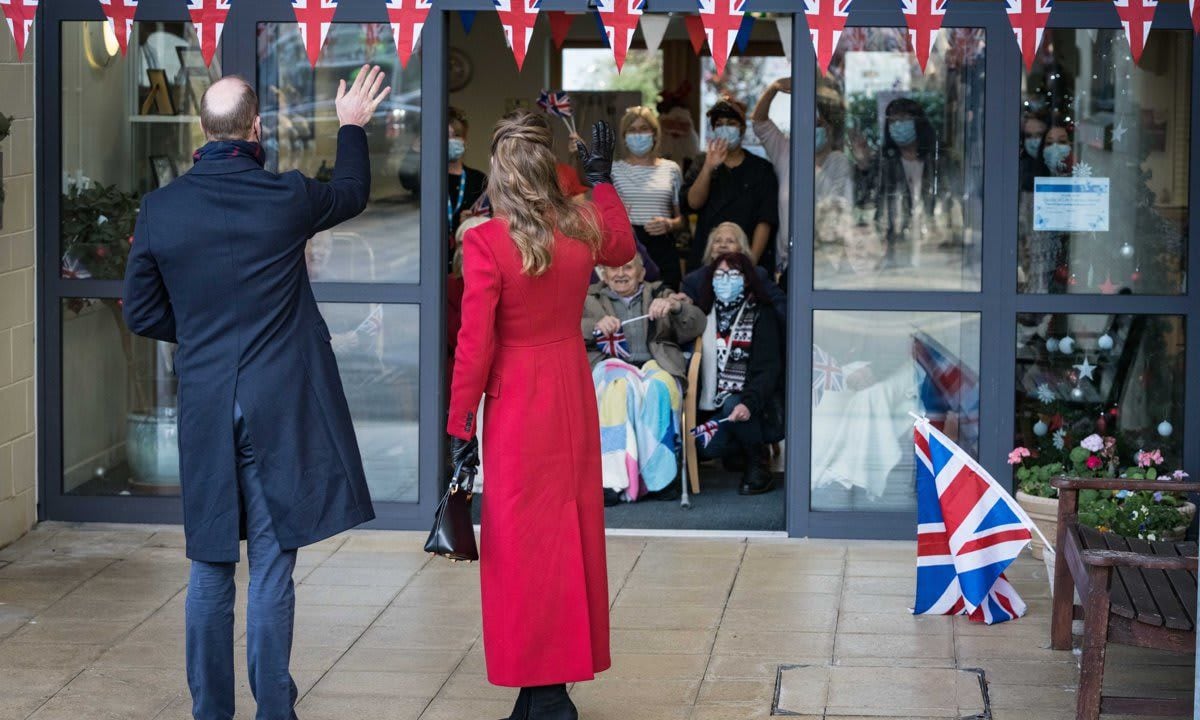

{"left": 336, "top": 65, "right": 392, "bottom": 128}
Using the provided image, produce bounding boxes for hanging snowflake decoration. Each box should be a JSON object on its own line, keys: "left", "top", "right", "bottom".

{"left": 1052, "top": 428, "right": 1067, "bottom": 450}
{"left": 1072, "top": 162, "right": 1093, "bottom": 178}
{"left": 1035, "top": 383, "right": 1055, "bottom": 404}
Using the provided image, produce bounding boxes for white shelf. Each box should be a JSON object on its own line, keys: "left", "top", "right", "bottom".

{"left": 129, "top": 115, "right": 201, "bottom": 124}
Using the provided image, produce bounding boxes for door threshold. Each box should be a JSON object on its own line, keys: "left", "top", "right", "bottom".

{"left": 604, "top": 528, "right": 789, "bottom": 539}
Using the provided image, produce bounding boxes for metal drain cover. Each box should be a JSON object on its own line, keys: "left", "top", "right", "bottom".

{"left": 773, "top": 664, "right": 990, "bottom": 718}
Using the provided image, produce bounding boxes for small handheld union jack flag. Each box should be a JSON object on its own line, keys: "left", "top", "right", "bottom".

{"left": 690, "top": 418, "right": 725, "bottom": 448}
{"left": 811, "top": 345, "right": 845, "bottom": 407}
{"left": 594, "top": 328, "right": 631, "bottom": 359}
{"left": 538, "top": 89, "right": 577, "bottom": 135}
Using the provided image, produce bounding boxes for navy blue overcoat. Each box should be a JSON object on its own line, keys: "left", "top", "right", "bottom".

{"left": 123, "top": 127, "right": 376, "bottom": 562}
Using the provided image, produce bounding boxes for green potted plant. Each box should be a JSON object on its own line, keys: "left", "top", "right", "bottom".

{"left": 61, "top": 184, "right": 180, "bottom": 493}
{"left": 0, "top": 113, "right": 12, "bottom": 230}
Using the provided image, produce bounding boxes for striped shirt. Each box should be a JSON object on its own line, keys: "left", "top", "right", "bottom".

{"left": 612, "top": 159, "right": 683, "bottom": 226}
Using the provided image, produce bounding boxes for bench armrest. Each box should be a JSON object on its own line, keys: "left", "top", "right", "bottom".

{"left": 1051, "top": 477, "right": 1200, "bottom": 493}
{"left": 1080, "top": 549, "right": 1198, "bottom": 571}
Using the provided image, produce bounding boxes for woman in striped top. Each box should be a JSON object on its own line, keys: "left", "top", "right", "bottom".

{"left": 611, "top": 106, "right": 685, "bottom": 290}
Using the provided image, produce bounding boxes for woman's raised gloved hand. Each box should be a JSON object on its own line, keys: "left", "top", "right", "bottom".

{"left": 576, "top": 120, "right": 616, "bottom": 187}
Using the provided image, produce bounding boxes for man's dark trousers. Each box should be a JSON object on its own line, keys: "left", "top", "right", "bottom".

{"left": 186, "top": 402, "right": 299, "bottom": 720}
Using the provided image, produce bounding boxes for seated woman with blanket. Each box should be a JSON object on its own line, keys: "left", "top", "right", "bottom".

{"left": 693, "top": 251, "right": 784, "bottom": 496}
{"left": 583, "top": 254, "right": 706, "bottom": 503}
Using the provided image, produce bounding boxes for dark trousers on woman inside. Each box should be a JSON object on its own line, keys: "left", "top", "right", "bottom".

{"left": 186, "top": 402, "right": 299, "bottom": 720}
{"left": 634, "top": 225, "right": 681, "bottom": 291}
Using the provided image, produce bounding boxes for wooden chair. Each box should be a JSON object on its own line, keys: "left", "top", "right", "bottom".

{"left": 1050, "top": 477, "right": 1200, "bottom": 719}
{"left": 681, "top": 339, "right": 703, "bottom": 495}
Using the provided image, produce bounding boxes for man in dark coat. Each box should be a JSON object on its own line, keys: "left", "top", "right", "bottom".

{"left": 122, "top": 67, "right": 391, "bottom": 719}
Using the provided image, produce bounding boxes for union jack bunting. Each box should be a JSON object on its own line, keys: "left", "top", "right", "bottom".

{"left": 0, "top": 0, "right": 37, "bottom": 61}
{"left": 899, "top": 0, "right": 947, "bottom": 73}
{"left": 495, "top": 0, "right": 540, "bottom": 71}
{"left": 803, "top": 0, "right": 853, "bottom": 75}
{"left": 690, "top": 419, "right": 721, "bottom": 448}
{"left": 187, "top": 0, "right": 231, "bottom": 67}
{"left": 546, "top": 11, "right": 574, "bottom": 50}
{"left": 1113, "top": 0, "right": 1157, "bottom": 65}
{"left": 1191, "top": 0, "right": 1200, "bottom": 35}
{"left": 595, "top": 0, "right": 645, "bottom": 72}
{"left": 914, "top": 418, "right": 1043, "bottom": 624}
{"left": 683, "top": 13, "right": 706, "bottom": 55}
{"left": 594, "top": 329, "right": 632, "bottom": 359}
{"left": 697, "top": 0, "right": 746, "bottom": 78}
{"left": 99, "top": 0, "right": 138, "bottom": 56}
{"left": 386, "top": 0, "right": 432, "bottom": 68}
{"left": 537, "top": 89, "right": 573, "bottom": 119}
{"left": 291, "top": 0, "right": 339, "bottom": 67}
{"left": 811, "top": 345, "right": 844, "bottom": 407}
{"left": 1005, "top": 0, "right": 1052, "bottom": 71}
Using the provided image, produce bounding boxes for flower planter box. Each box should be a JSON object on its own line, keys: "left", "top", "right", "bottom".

{"left": 1016, "top": 490, "right": 1058, "bottom": 560}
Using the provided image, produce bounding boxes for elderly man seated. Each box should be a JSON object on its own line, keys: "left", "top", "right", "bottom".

{"left": 584, "top": 254, "right": 706, "bottom": 503}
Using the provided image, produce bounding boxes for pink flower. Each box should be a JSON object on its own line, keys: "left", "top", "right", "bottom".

{"left": 1137, "top": 449, "right": 1164, "bottom": 468}
{"left": 1007, "top": 447, "right": 1031, "bottom": 465}
{"left": 1086, "top": 456, "right": 1102, "bottom": 471}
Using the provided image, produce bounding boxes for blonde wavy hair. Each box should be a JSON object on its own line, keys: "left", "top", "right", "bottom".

{"left": 489, "top": 111, "right": 602, "bottom": 276}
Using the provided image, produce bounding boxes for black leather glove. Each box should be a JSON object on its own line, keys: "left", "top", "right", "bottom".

{"left": 449, "top": 436, "right": 480, "bottom": 488}
{"left": 576, "top": 120, "right": 615, "bottom": 187}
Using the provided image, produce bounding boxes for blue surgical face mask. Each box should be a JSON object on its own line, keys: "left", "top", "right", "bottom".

{"left": 625, "top": 132, "right": 655, "bottom": 157}
{"left": 712, "top": 124, "right": 743, "bottom": 150}
{"left": 712, "top": 273, "right": 745, "bottom": 304}
{"left": 1043, "top": 143, "right": 1071, "bottom": 173}
{"left": 815, "top": 126, "right": 829, "bottom": 151}
{"left": 448, "top": 137, "right": 466, "bottom": 162}
{"left": 1024, "top": 137, "right": 1042, "bottom": 159}
{"left": 888, "top": 119, "right": 917, "bottom": 146}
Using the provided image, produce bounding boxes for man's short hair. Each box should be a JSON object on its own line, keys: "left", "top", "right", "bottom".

{"left": 201, "top": 76, "right": 259, "bottom": 140}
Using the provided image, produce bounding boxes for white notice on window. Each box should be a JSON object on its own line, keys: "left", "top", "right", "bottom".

{"left": 1033, "top": 177, "right": 1110, "bottom": 232}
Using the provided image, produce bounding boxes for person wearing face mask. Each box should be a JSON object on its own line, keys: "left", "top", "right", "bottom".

{"left": 611, "top": 106, "right": 686, "bottom": 290}
{"left": 680, "top": 222, "right": 787, "bottom": 328}
{"left": 1040, "top": 125, "right": 1073, "bottom": 177}
{"left": 1024, "top": 123, "right": 1074, "bottom": 293}
{"left": 1019, "top": 112, "right": 1049, "bottom": 192}
{"left": 694, "top": 252, "right": 783, "bottom": 496}
{"left": 398, "top": 106, "right": 487, "bottom": 243}
{"left": 681, "top": 98, "right": 779, "bottom": 273}
{"left": 874, "top": 97, "right": 945, "bottom": 269}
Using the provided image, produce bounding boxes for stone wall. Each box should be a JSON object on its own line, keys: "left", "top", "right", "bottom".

{"left": 0, "top": 38, "right": 37, "bottom": 549}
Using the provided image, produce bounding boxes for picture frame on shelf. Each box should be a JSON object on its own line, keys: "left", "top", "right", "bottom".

{"left": 149, "top": 155, "right": 178, "bottom": 189}
{"left": 187, "top": 74, "right": 212, "bottom": 117}
{"left": 141, "top": 69, "right": 177, "bottom": 116}
{"left": 177, "top": 47, "right": 212, "bottom": 78}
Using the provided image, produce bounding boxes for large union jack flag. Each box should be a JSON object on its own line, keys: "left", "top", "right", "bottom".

{"left": 698, "top": 0, "right": 745, "bottom": 78}
{"left": 596, "top": 0, "right": 645, "bottom": 72}
{"left": 292, "top": 0, "right": 339, "bottom": 67}
{"left": 386, "top": 0, "right": 432, "bottom": 68}
{"left": 803, "top": 0, "right": 852, "bottom": 75}
{"left": 99, "top": 0, "right": 138, "bottom": 56}
{"left": 914, "top": 418, "right": 1043, "bottom": 624}
{"left": 811, "top": 345, "right": 844, "bottom": 407}
{"left": 1113, "top": 0, "right": 1158, "bottom": 66}
{"left": 1005, "top": 0, "right": 1052, "bottom": 71}
{"left": 0, "top": 0, "right": 37, "bottom": 61}
{"left": 912, "top": 330, "right": 979, "bottom": 452}
{"left": 594, "top": 328, "right": 632, "bottom": 359}
{"left": 900, "top": 0, "right": 947, "bottom": 73}
{"left": 187, "top": 0, "right": 231, "bottom": 67}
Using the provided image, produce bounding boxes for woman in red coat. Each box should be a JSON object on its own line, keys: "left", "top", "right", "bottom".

{"left": 447, "top": 112, "right": 635, "bottom": 719}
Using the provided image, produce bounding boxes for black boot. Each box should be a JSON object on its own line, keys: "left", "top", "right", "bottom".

{"left": 503, "top": 687, "right": 530, "bottom": 720}
{"left": 527, "top": 684, "right": 578, "bottom": 720}
{"left": 738, "top": 446, "right": 774, "bottom": 496}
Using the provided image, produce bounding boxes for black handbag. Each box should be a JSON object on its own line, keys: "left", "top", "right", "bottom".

{"left": 424, "top": 453, "right": 479, "bottom": 562}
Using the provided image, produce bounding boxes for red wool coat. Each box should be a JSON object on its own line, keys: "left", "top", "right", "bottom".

{"left": 447, "top": 183, "right": 636, "bottom": 687}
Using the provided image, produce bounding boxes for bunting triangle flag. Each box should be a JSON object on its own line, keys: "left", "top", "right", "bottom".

{"left": 460, "top": 10, "right": 477, "bottom": 33}
{"left": 291, "top": 0, "right": 338, "bottom": 67}
{"left": 1113, "top": 0, "right": 1157, "bottom": 65}
{"left": 900, "top": 0, "right": 947, "bottom": 73}
{"left": 734, "top": 13, "right": 753, "bottom": 53}
{"left": 0, "top": 0, "right": 37, "bottom": 61}
{"left": 1005, "top": 0, "right": 1051, "bottom": 72}
{"left": 596, "top": 0, "right": 645, "bottom": 72}
{"left": 547, "top": 10, "right": 573, "bottom": 49}
{"left": 684, "top": 13, "right": 706, "bottom": 55}
{"left": 776, "top": 15, "right": 792, "bottom": 62}
{"left": 99, "top": 0, "right": 138, "bottom": 56}
{"left": 640, "top": 13, "right": 669, "bottom": 53}
{"left": 593, "top": 9, "right": 611, "bottom": 47}
{"left": 187, "top": 0, "right": 231, "bottom": 67}
{"left": 804, "top": 0, "right": 852, "bottom": 74}
{"left": 1191, "top": 0, "right": 1200, "bottom": 35}
{"left": 697, "top": 0, "right": 746, "bottom": 77}
{"left": 386, "top": 0, "right": 432, "bottom": 68}
{"left": 495, "top": 0, "right": 540, "bottom": 71}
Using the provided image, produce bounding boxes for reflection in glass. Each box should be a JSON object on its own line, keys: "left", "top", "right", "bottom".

{"left": 61, "top": 21, "right": 218, "bottom": 280}
{"left": 815, "top": 28, "right": 985, "bottom": 291}
{"left": 63, "top": 298, "right": 180, "bottom": 496}
{"left": 1018, "top": 30, "right": 1190, "bottom": 295}
{"left": 319, "top": 303, "right": 420, "bottom": 503}
{"left": 259, "top": 23, "right": 422, "bottom": 284}
{"left": 811, "top": 311, "right": 981, "bottom": 512}
{"left": 1015, "top": 314, "right": 1184, "bottom": 471}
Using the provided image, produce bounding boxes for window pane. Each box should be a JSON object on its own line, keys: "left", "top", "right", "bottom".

{"left": 815, "top": 29, "right": 985, "bottom": 291}
{"left": 812, "top": 310, "right": 981, "bottom": 512}
{"left": 1018, "top": 30, "right": 1190, "bottom": 295}
{"left": 61, "top": 21, "right": 218, "bottom": 281}
{"left": 562, "top": 48, "right": 663, "bottom": 107}
{"left": 320, "top": 303, "right": 420, "bottom": 503}
{"left": 258, "top": 23, "right": 421, "bottom": 284}
{"left": 1015, "top": 314, "right": 1184, "bottom": 473}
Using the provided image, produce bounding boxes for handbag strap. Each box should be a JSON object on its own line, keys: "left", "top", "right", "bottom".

{"left": 450, "top": 457, "right": 478, "bottom": 495}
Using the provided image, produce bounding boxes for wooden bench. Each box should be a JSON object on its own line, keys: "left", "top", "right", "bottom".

{"left": 1049, "top": 477, "right": 1200, "bottom": 719}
